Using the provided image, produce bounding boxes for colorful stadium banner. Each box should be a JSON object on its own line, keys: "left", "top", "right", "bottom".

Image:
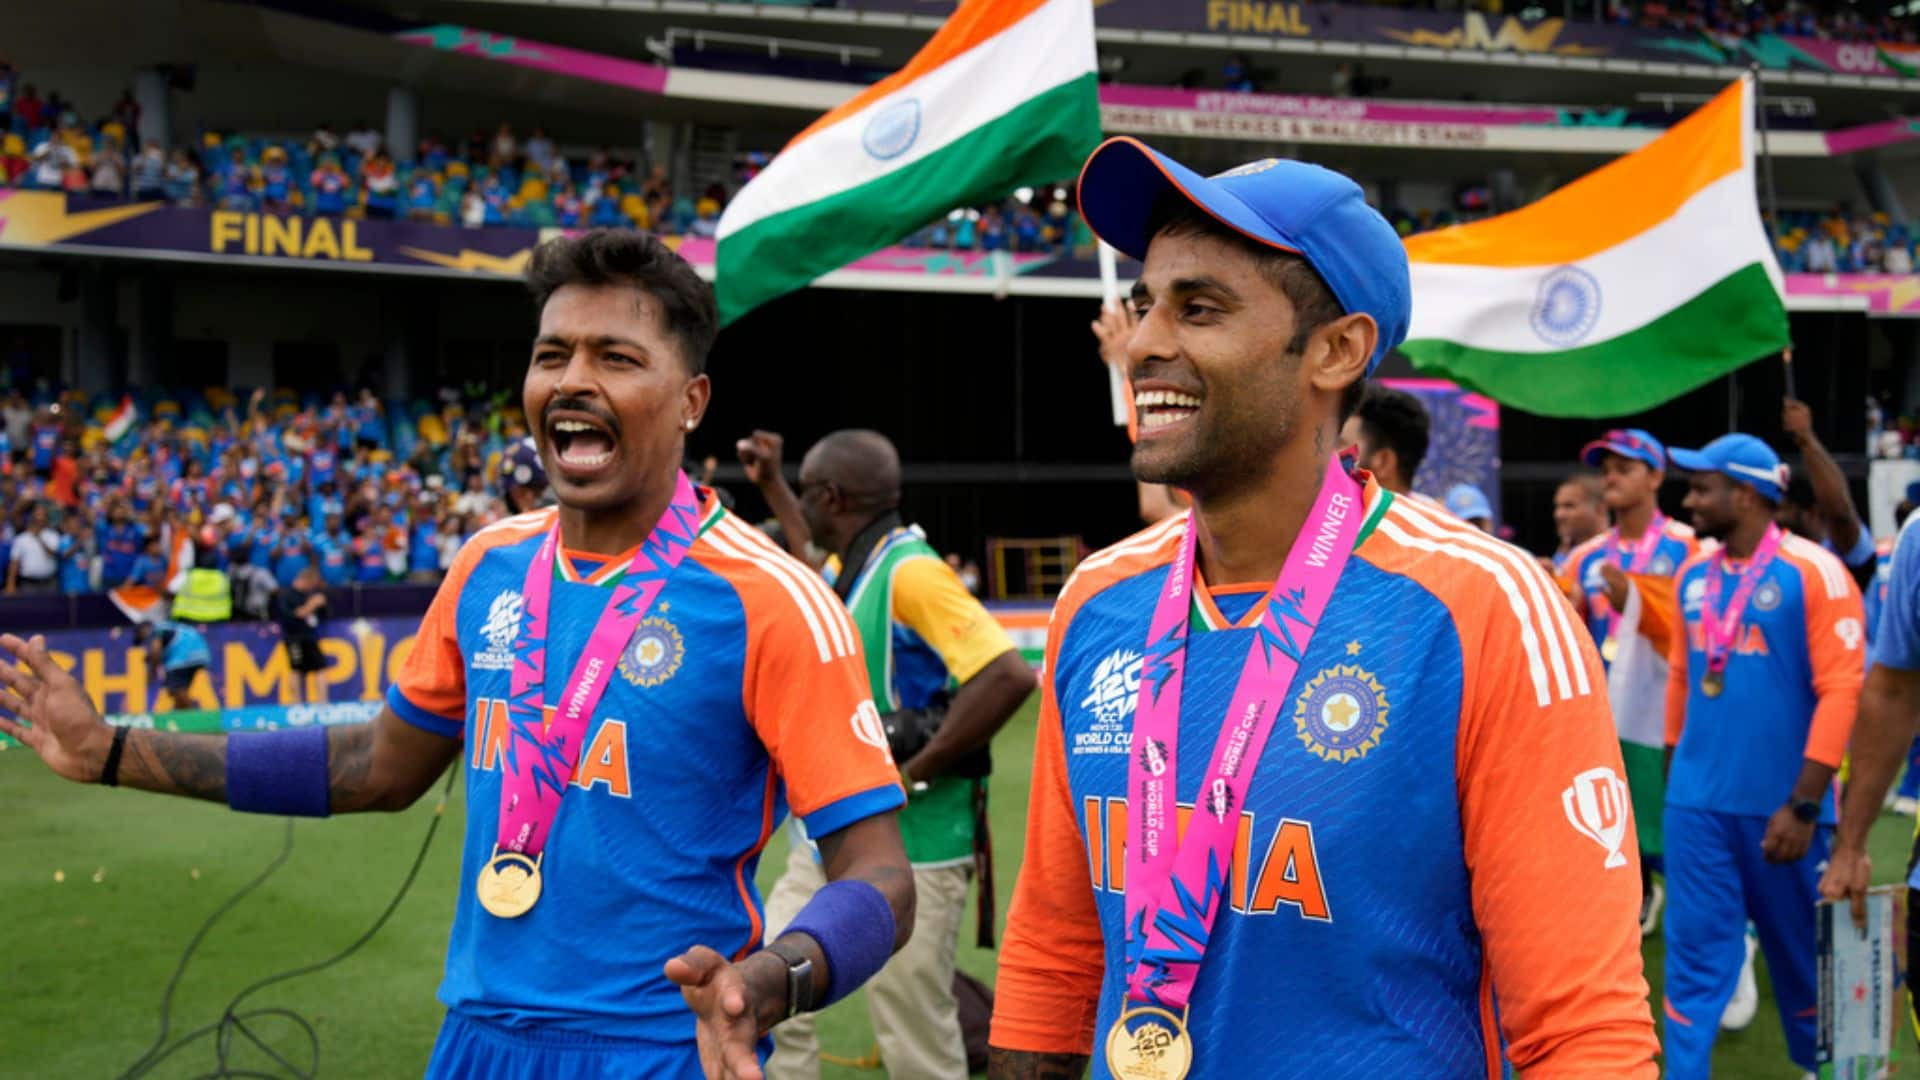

{"left": 0, "top": 616, "right": 417, "bottom": 749}
{"left": 1786, "top": 274, "right": 1920, "bottom": 317}
{"left": 1, "top": 190, "right": 1908, "bottom": 321}
{"left": 1381, "top": 378, "right": 1504, "bottom": 524}
{"left": 0, "top": 606, "right": 1053, "bottom": 748}
{"left": 714, "top": 0, "right": 1103, "bottom": 323}
{"left": 1400, "top": 76, "right": 1791, "bottom": 418}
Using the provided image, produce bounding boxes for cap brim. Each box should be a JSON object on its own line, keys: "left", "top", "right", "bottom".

{"left": 1077, "top": 137, "right": 1301, "bottom": 263}
{"left": 1578, "top": 439, "right": 1621, "bottom": 467}
{"left": 1666, "top": 447, "right": 1715, "bottom": 473}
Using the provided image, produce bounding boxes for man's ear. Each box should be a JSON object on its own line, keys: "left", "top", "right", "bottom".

{"left": 1307, "top": 312, "right": 1376, "bottom": 400}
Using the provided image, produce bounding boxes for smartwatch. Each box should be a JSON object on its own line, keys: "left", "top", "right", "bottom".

{"left": 1788, "top": 797, "right": 1821, "bottom": 824}
{"left": 763, "top": 941, "right": 816, "bottom": 1020}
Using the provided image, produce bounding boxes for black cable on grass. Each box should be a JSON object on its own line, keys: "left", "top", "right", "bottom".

{"left": 119, "top": 765, "right": 459, "bottom": 1080}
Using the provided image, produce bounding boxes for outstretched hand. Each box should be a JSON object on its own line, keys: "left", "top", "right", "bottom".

{"left": 0, "top": 633, "right": 114, "bottom": 783}
{"left": 665, "top": 945, "right": 769, "bottom": 1080}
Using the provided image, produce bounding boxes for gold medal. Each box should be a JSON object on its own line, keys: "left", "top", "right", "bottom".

{"left": 1600, "top": 636, "right": 1618, "bottom": 664}
{"left": 1104, "top": 1006, "right": 1193, "bottom": 1080}
{"left": 476, "top": 848, "right": 542, "bottom": 918}
{"left": 1701, "top": 670, "right": 1725, "bottom": 698}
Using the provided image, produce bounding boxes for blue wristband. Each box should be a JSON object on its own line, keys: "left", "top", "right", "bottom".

{"left": 226, "top": 727, "right": 332, "bottom": 817}
{"left": 783, "top": 879, "right": 897, "bottom": 1009}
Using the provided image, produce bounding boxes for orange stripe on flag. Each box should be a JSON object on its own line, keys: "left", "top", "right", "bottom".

{"left": 1404, "top": 78, "right": 1746, "bottom": 268}
{"left": 784, "top": 0, "right": 1056, "bottom": 150}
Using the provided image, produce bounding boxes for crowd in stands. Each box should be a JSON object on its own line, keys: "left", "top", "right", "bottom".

{"left": 0, "top": 62, "right": 732, "bottom": 236}
{"left": 0, "top": 381, "right": 545, "bottom": 602}
{"left": 1605, "top": 0, "right": 1916, "bottom": 43}
{"left": 1773, "top": 210, "right": 1917, "bottom": 274}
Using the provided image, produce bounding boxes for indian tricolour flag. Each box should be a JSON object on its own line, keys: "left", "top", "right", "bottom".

{"left": 714, "top": 0, "right": 1101, "bottom": 325}
{"left": 1401, "top": 75, "right": 1789, "bottom": 418}
{"left": 1880, "top": 43, "right": 1920, "bottom": 77}
{"left": 103, "top": 395, "right": 139, "bottom": 443}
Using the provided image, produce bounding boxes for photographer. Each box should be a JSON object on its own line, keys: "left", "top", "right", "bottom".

{"left": 746, "top": 428, "right": 1035, "bottom": 1079}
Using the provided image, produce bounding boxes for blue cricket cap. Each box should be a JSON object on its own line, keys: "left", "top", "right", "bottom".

{"left": 1668, "top": 433, "right": 1788, "bottom": 504}
{"left": 1444, "top": 482, "right": 1494, "bottom": 523}
{"left": 1075, "top": 137, "right": 1410, "bottom": 374}
{"left": 1579, "top": 427, "right": 1666, "bottom": 472}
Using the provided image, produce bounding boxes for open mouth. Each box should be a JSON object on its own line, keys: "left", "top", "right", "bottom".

{"left": 1135, "top": 389, "right": 1201, "bottom": 434}
{"left": 547, "top": 411, "right": 619, "bottom": 475}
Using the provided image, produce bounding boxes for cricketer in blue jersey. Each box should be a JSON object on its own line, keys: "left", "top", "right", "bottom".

{"left": 1661, "top": 434, "right": 1865, "bottom": 1079}
{"left": 989, "top": 139, "right": 1657, "bottom": 1079}
{"left": 0, "top": 231, "right": 915, "bottom": 1080}
{"left": 1823, "top": 509, "right": 1920, "bottom": 1037}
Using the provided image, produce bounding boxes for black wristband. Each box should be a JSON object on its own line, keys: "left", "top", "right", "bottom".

{"left": 763, "top": 941, "right": 816, "bottom": 1019}
{"left": 100, "top": 725, "right": 130, "bottom": 787}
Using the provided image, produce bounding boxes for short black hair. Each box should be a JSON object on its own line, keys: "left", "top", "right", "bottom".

{"left": 1558, "top": 470, "right": 1606, "bottom": 507}
{"left": 525, "top": 229, "right": 717, "bottom": 375}
{"left": 1144, "top": 194, "right": 1362, "bottom": 419}
{"left": 1353, "top": 384, "right": 1430, "bottom": 480}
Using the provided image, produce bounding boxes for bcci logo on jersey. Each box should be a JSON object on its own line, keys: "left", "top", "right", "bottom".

{"left": 474, "top": 590, "right": 523, "bottom": 672}
{"left": 618, "top": 617, "right": 684, "bottom": 688}
{"left": 1294, "top": 665, "right": 1388, "bottom": 763}
{"left": 1562, "top": 766, "right": 1630, "bottom": 869}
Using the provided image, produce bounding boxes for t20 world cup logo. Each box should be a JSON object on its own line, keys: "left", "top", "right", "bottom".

{"left": 1561, "top": 767, "right": 1630, "bottom": 870}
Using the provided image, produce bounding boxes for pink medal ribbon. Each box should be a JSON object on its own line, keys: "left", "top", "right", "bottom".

{"left": 1601, "top": 512, "right": 1667, "bottom": 639}
{"left": 1122, "top": 455, "right": 1365, "bottom": 1010}
{"left": 1700, "top": 523, "right": 1783, "bottom": 677}
{"left": 499, "top": 471, "right": 702, "bottom": 861}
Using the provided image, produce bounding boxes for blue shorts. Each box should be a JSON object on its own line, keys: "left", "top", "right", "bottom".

{"left": 426, "top": 1011, "right": 712, "bottom": 1080}
{"left": 163, "top": 666, "right": 203, "bottom": 694}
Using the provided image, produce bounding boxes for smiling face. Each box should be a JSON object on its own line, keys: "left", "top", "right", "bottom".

{"left": 1683, "top": 471, "right": 1743, "bottom": 542}
{"left": 523, "top": 283, "right": 709, "bottom": 518}
{"left": 1124, "top": 229, "right": 1312, "bottom": 498}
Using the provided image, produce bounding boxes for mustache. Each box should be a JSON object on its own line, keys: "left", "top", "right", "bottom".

{"left": 542, "top": 395, "right": 622, "bottom": 439}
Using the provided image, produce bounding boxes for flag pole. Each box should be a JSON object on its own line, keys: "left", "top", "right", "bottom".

{"left": 1097, "top": 241, "right": 1130, "bottom": 427}
{"left": 1750, "top": 64, "right": 1795, "bottom": 401}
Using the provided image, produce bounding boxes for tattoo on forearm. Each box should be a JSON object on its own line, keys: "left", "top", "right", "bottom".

{"left": 862, "top": 862, "right": 917, "bottom": 945}
{"left": 986, "top": 1049, "right": 1089, "bottom": 1080}
{"left": 122, "top": 730, "right": 228, "bottom": 802}
{"left": 326, "top": 723, "right": 377, "bottom": 811}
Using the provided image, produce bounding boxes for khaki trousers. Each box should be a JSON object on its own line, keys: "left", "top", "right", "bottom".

{"left": 762, "top": 839, "right": 972, "bottom": 1080}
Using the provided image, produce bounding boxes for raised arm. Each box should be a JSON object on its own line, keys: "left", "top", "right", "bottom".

{"left": 736, "top": 430, "right": 814, "bottom": 563}
{"left": 0, "top": 633, "right": 459, "bottom": 812}
{"left": 1783, "top": 396, "right": 1865, "bottom": 563}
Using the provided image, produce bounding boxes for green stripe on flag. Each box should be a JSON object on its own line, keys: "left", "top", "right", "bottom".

{"left": 715, "top": 73, "right": 1101, "bottom": 325}
{"left": 1400, "top": 262, "right": 1789, "bottom": 418}
{"left": 1620, "top": 739, "right": 1665, "bottom": 859}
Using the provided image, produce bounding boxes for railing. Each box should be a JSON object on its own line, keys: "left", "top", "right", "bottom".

{"left": 987, "top": 537, "right": 1085, "bottom": 602}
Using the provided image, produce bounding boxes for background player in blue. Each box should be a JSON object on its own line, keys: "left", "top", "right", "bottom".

{"left": 990, "top": 138, "right": 1657, "bottom": 1078}
{"left": 1822, "top": 509, "right": 1920, "bottom": 1035}
{"left": 0, "top": 230, "right": 914, "bottom": 1080}
{"left": 1563, "top": 428, "right": 1698, "bottom": 940}
{"left": 1660, "top": 434, "right": 1865, "bottom": 1079}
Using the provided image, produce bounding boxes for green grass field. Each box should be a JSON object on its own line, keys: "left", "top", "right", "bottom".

{"left": 3, "top": 701, "right": 1915, "bottom": 1078}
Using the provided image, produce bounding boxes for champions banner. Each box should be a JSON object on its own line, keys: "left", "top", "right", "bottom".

{"left": 0, "top": 616, "right": 415, "bottom": 746}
